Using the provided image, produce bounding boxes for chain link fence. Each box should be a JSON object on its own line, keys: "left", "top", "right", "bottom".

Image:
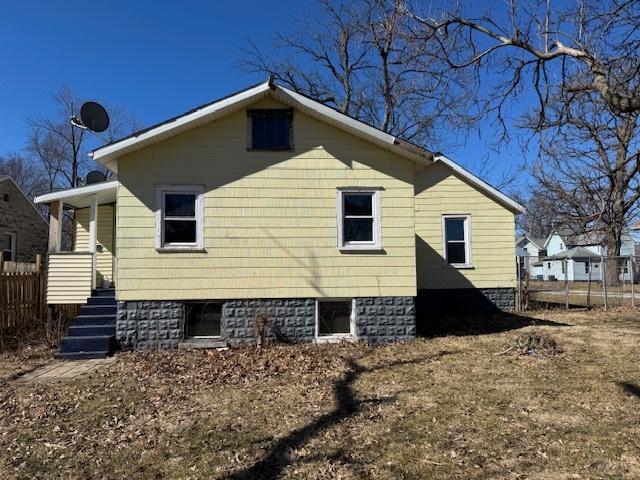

{"left": 516, "top": 254, "right": 637, "bottom": 310}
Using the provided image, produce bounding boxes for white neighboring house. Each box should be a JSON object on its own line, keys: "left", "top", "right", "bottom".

{"left": 541, "top": 229, "right": 636, "bottom": 281}
{"left": 516, "top": 234, "right": 546, "bottom": 278}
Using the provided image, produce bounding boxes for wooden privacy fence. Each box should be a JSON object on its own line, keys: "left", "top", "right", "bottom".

{"left": 0, "top": 255, "right": 46, "bottom": 339}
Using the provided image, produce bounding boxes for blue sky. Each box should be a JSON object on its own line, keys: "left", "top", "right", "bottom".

{"left": 0, "top": 0, "right": 531, "bottom": 190}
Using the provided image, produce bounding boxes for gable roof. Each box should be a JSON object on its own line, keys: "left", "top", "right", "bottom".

{"left": 91, "top": 79, "right": 524, "bottom": 213}
{"left": 545, "top": 246, "right": 601, "bottom": 260}
{"left": 545, "top": 227, "right": 634, "bottom": 249}
{"left": 516, "top": 233, "right": 545, "bottom": 250}
{"left": 0, "top": 176, "right": 48, "bottom": 225}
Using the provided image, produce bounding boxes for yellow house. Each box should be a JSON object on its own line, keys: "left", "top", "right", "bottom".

{"left": 35, "top": 80, "right": 522, "bottom": 358}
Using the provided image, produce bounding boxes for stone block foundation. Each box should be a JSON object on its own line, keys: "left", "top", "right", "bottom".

{"left": 117, "top": 296, "right": 416, "bottom": 350}
{"left": 416, "top": 287, "right": 516, "bottom": 315}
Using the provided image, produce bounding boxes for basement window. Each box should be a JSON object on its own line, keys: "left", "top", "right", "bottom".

{"left": 186, "top": 302, "right": 222, "bottom": 338}
{"left": 248, "top": 109, "right": 293, "bottom": 150}
{"left": 155, "top": 185, "right": 204, "bottom": 250}
{"left": 316, "top": 299, "right": 354, "bottom": 340}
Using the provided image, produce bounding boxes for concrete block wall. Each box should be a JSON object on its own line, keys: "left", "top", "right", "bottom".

{"left": 117, "top": 296, "right": 417, "bottom": 349}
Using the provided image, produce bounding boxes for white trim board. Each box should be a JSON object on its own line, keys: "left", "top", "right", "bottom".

{"left": 88, "top": 80, "right": 523, "bottom": 214}
{"left": 91, "top": 80, "right": 434, "bottom": 170}
{"left": 34, "top": 180, "right": 118, "bottom": 208}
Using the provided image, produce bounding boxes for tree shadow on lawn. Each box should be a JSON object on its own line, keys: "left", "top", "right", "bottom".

{"left": 618, "top": 381, "right": 640, "bottom": 398}
{"left": 417, "top": 311, "right": 573, "bottom": 339}
{"left": 226, "top": 351, "right": 451, "bottom": 480}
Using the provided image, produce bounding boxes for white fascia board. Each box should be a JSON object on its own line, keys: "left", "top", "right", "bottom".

{"left": 273, "top": 86, "right": 433, "bottom": 166}
{"left": 543, "top": 231, "right": 556, "bottom": 249}
{"left": 34, "top": 180, "right": 118, "bottom": 205}
{"left": 0, "top": 176, "right": 48, "bottom": 225}
{"left": 91, "top": 81, "right": 273, "bottom": 165}
{"left": 90, "top": 80, "right": 433, "bottom": 169}
{"left": 434, "top": 155, "right": 525, "bottom": 214}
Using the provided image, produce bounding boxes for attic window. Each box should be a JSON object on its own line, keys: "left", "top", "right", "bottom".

{"left": 248, "top": 109, "right": 293, "bottom": 150}
{"left": 3, "top": 194, "right": 8, "bottom": 202}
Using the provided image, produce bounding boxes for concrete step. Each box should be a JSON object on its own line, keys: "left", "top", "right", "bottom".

{"left": 80, "top": 305, "right": 116, "bottom": 316}
{"left": 73, "top": 315, "right": 116, "bottom": 326}
{"left": 180, "top": 338, "right": 227, "bottom": 349}
{"left": 55, "top": 351, "right": 110, "bottom": 360}
{"left": 67, "top": 325, "right": 116, "bottom": 337}
{"left": 92, "top": 289, "right": 115, "bottom": 297}
{"left": 59, "top": 335, "right": 115, "bottom": 354}
{"left": 87, "top": 296, "right": 116, "bottom": 306}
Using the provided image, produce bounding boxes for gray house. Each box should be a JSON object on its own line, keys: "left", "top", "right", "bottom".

{"left": 0, "top": 176, "right": 48, "bottom": 263}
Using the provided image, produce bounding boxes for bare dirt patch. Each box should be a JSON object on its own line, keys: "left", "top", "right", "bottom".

{"left": 0, "top": 309, "right": 639, "bottom": 479}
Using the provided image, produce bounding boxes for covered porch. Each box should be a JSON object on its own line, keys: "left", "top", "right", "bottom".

{"left": 35, "top": 180, "right": 118, "bottom": 304}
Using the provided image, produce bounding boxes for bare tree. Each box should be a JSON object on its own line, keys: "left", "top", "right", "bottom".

{"left": 0, "top": 152, "right": 48, "bottom": 200}
{"left": 19, "top": 86, "right": 137, "bottom": 248}
{"left": 26, "top": 85, "right": 138, "bottom": 190}
{"left": 239, "top": 0, "right": 475, "bottom": 148}
{"left": 408, "top": 0, "right": 640, "bottom": 264}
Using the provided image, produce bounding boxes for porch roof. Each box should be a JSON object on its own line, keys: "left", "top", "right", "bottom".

{"left": 34, "top": 180, "right": 117, "bottom": 209}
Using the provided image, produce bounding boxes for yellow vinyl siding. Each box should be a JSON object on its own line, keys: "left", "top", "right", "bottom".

{"left": 415, "top": 162, "right": 516, "bottom": 289}
{"left": 74, "top": 205, "right": 115, "bottom": 287}
{"left": 116, "top": 98, "right": 416, "bottom": 301}
{"left": 46, "top": 253, "right": 93, "bottom": 304}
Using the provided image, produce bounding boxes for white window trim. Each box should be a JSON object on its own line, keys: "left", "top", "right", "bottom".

{"left": 315, "top": 298, "right": 357, "bottom": 343}
{"left": 2, "top": 232, "right": 16, "bottom": 261}
{"left": 336, "top": 187, "right": 382, "bottom": 251}
{"left": 442, "top": 214, "right": 473, "bottom": 268}
{"left": 155, "top": 184, "right": 204, "bottom": 251}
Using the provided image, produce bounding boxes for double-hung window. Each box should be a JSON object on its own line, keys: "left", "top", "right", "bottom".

{"left": 155, "top": 185, "right": 204, "bottom": 250}
{"left": 337, "top": 188, "right": 382, "bottom": 250}
{"left": 442, "top": 215, "right": 471, "bottom": 267}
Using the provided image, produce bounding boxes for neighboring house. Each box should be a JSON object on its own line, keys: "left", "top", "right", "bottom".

{"left": 541, "top": 228, "right": 636, "bottom": 281}
{"left": 0, "top": 176, "right": 47, "bottom": 263}
{"left": 34, "top": 80, "right": 523, "bottom": 358}
{"left": 515, "top": 234, "right": 546, "bottom": 277}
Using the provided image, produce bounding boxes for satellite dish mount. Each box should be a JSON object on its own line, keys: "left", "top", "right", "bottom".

{"left": 70, "top": 101, "right": 110, "bottom": 133}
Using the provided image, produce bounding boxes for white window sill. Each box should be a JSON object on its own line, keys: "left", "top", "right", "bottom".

{"left": 156, "top": 247, "right": 207, "bottom": 253}
{"left": 315, "top": 334, "right": 356, "bottom": 344}
{"left": 446, "top": 263, "right": 474, "bottom": 269}
{"left": 338, "top": 246, "right": 384, "bottom": 252}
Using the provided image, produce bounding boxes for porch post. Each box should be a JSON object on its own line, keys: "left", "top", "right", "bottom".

{"left": 48, "top": 200, "right": 63, "bottom": 252}
{"left": 89, "top": 195, "right": 98, "bottom": 290}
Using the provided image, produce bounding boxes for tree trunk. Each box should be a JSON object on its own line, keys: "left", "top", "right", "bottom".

{"left": 604, "top": 227, "right": 622, "bottom": 287}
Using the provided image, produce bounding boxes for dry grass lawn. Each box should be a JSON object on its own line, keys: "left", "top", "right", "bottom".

{"left": 1, "top": 309, "right": 640, "bottom": 479}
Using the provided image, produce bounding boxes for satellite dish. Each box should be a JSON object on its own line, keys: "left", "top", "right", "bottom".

{"left": 80, "top": 102, "right": 110, "bottom": 132}
{"left": 86, "top": 170, "right": 107, "bottom": 185}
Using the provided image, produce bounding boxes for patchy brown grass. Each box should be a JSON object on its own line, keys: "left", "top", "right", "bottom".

{"left": 1, "top": 309, "right": 640, "bottom": 479}
{"left": 0, "top": 345, "right": 54, "bottom": 382}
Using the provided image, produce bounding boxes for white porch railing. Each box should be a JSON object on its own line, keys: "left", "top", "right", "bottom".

{"left": 46, "top": 252, "right": 93, "bottom": 304}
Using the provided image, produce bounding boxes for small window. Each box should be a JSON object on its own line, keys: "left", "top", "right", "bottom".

{"left": 585, "top": 262, "right": 590, "bottom": 274}
{"left": 186, "top": 302, "right": 222, "bottom": 337}
{"left": 547, "top": 262, "right": 551, "bottom": 269}
{"left": 443, "top": 215, "right": 471, "bottom": 267}
{"left": 561, "top": 262, "right": 565, "bottom": 274}
{"left": 337, "top": 189, "right": 382, "bottom": 250}
{"left": 1, "top": 233, "right": 15, "bottom": 261}
{"left": 3, "top": 193, "right": 8, "bottom": 202}
{"left": 248, "top": 109, "right": 293, "bottom": 150}
{"left": 155, "top": 185, "right": 203, "bottom": 249}
{"left": 316, "top": 300, "right": 353, "bottom": 337}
